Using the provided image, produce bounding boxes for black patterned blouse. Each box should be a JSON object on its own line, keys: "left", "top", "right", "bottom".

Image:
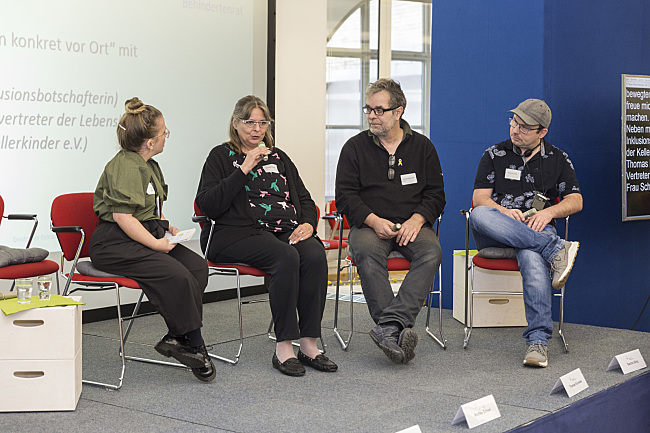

{"left": 228, "top": 148, "right": 299, "bottom": 233}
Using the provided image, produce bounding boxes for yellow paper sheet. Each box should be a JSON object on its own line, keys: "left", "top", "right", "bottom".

{"left": 0, "top": 294, "right": 84, "bottom": 316}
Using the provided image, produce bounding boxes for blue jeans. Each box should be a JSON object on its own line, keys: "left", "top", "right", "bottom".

{"left": 348, "top": 225, "right": 441, "bottom": 329}
{"left": 468, "top": 206, "right": 565, "bottom": 345}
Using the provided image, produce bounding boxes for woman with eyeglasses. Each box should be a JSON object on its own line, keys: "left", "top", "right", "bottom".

{"left": 90, "top": 97, "right": 215, "bottom": 382}
{"left": 195, "top": 95, "right": 337, "bottom": 377}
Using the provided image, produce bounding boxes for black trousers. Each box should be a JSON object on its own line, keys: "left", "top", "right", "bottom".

{"left": 208, "top": 231, "right": 327, "bottom": 342}
{"left": 89, "top": 220, "right": 209, "bottom": 336}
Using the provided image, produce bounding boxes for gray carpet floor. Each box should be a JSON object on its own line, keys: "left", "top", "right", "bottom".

{"left": 2, "top": 295, "right": 649, "bottom": 433}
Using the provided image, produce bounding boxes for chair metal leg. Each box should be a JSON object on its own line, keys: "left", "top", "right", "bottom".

{"left": 333, "top": 258, "right": 353, "bottom": 350}
{"left": 267, "top": 318, "right": 274, "bottom": 339}
{"left": 463, "top": 264, "right": 474, "bottom": 349}
{"left": 425, "top": 266, "right": 446, "bottom": 349}
{"left": 82, "top": 285, "right": 126, "bottom": 390}
{"left": 462, "top": 210, "right": 472, "bottom": 349}
{"left": 267, "top": 319, "right": 327, "bottom": 353}
{"left": 463, "top": 263, "right": 567, "bottom": 353}
{"left": 121, "top": 291, "right": 186, "bottom": 369}
{"left": 267, "top": 319, "right": 315, "bottom": 350}
{"left": 555, "top": 285, "right": 568, "bottom": 353}
{"left": 208, "top": 270, "right": 244, "bottom": 365}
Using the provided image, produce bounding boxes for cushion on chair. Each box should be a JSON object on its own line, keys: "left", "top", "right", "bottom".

{"left": 476, "top": 247, "right": 517, "bottom": 259}
{"left": 321, "top": 240, "right": 348, "bottom": 250}
{"left": 76, "top": 260, "right": 125, "bottom": 278}
{"left": 0, "top": 246, "right": 49, "bottom": 268}
{"left": 472, "top": 255, "right": 520, "bottom": 271}
{"left": 0, "top": 260, "right": 59, "bottom": 279}
{"left": 386, "top": 251, "right": 412, "bottom": 271}
{"left": 348, "top": 251, "right": 410, "bottom": 269}
{"left": 206, "top": 262, "right": 269, "bottom": 277}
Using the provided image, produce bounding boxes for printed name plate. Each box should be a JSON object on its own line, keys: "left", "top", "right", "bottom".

{"left": 550, "top": 368, "right": 589, "bottom": 398}
{"left": 451, "top": 394, "right": 501, "bottom": 429}
{"left": 606, "top": 349, "right": 647, "bottom": 374}
{"left": 395, "top": 425, "right": 422, "bottom": 433}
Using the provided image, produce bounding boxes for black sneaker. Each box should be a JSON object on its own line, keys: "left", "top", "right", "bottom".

{"left": 154, "top": 335, "right": 206, "bottom": 369}
{"left": 369, "top": 324, "right": 405, "bottom": 364}
{"left": 398, "top": 328, "right": 418, "bottom": 364}
{"left": 191, "top": 345, "right": 216, "bottom": 382}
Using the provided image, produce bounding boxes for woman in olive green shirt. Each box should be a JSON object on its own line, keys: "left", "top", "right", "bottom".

{"left": 90, "top": 97, "right": 214, "bottom": 382}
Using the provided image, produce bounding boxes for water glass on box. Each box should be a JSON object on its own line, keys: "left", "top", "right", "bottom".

{"left": 16, "top": 278, "right": 33, "bottom": 304}
{"left": 38, "top": 276, "right": 52, "bottom": 300}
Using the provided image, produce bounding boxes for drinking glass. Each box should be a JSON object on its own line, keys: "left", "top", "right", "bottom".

{"left": 16, "top": 278, "right": 33, "bottom": 304}
{"left": 38, "top": 276, "right": 52, "bottom": 301}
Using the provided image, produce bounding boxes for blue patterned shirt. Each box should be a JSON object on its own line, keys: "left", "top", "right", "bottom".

{"left": 473, "top": 138, "right": 581, "bottom": 211}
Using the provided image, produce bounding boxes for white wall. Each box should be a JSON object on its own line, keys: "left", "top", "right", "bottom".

{"left": 275, "top": 0, "right": 327, "bottom": 235}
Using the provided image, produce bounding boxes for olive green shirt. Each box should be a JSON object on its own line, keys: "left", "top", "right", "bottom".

{"left": 93, "top": 150, "right": 168, "bottom": 222}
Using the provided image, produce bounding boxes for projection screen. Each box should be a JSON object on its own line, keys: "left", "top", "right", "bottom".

{"left": 0, "top": 0, "right": 263, "bottom": 250}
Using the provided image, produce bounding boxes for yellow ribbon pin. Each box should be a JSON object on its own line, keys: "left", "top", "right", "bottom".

{"left": 398, "top": 159, "right": 403, "bottom": 166}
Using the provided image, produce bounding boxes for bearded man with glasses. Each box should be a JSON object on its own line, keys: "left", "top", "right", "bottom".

{"left": 469, "top": 99, "right": 582, "bottom": 368}
{"left": 335, "top": 78, "right": 445, "bottom": 364}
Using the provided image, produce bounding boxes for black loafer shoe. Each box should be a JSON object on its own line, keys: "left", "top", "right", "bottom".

{"left": 191, "top": 345, "right": 216, "bottom": 382}
{"left": 297, "top": 350, "right": 338, "bottom": 372}
{"left": 272, "top": 353, "right": 306, "bottom": 377}
{"left": 154, "top": 335, "right": 205, "bottom": 369}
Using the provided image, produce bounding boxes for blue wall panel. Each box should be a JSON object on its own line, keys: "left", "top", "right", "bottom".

{"left": 429, "top": 0, "right": 544, "bottom": 307}
{"left": 431, "top": 0, "right": 650, "bottom": 332}
{"left": 543, "top": 0, "right": 650, "bottom": 331}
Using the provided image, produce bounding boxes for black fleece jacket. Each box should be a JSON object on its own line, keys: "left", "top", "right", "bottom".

{"left": 195, "top": 143, "right": 318, "bottom": 256}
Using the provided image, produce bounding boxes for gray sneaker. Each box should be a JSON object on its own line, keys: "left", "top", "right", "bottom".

{"left": 398, "top": 328, "right": 418, "bottom": 364}
{"left": 551, "top": 241, "right": 579, "bottom": 290}
{"left": 369, "top": 324, "right": 405, "bottom": 364}
{"left": 523, "top": 344, "right": 548, "bottom": 368}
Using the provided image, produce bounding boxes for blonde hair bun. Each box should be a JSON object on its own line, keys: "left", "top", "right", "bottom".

{"left": 125, "top": 97, "right": 147, "bottom": 114}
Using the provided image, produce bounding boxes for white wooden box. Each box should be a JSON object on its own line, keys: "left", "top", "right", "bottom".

{"left": 0, "top": 351, "right": 82, "bottom": 412}
{"left": 0, "top": 300, "right": 82, "bottom": 360}
{"left": 452, "top": 250, "right": 528, "bottom": 327}
{"left": 0, "top": 298, "right": 82, "bottom": 412}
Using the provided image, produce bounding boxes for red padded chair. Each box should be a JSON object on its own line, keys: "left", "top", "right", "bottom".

{"left": 192, "top": 203, "right": 269, "bottom": 365}
{"left": 323, "top": 200, "right": 349, "bottom": 242}
{"left": 461, "top": 200, "right": 570, "bottom": 353}
{"left": 193, "top": 203, "right": 327, "bottom": 361}
{"left": 0, "top": 195, "right": 59, "bottom": 289}
{"left": 51, "top": 192, "right": 186, "bottom": 390}
{"left": 317, "top": 204, "right": 348, "bottom": 251}
{"left": 332, "top": 213, "right": 446, "bottom": 350}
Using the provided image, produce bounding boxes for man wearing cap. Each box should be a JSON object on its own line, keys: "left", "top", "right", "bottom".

{"left": 469, "top": 98, "right": 582, "bottom": 368}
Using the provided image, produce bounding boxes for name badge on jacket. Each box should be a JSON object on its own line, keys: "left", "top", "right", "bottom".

{"left": 263, "top": 164, "right": 279, "bottom": 173}
{"left": 505, "top": 168, "right": 521, "bottom": 181}
{"left": 401, "top": 173, "right": 417, "bottom": 185}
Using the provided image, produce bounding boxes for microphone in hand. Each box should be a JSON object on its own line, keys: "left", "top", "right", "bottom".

{"left": 522, "top": 208, "right": 537, "bottom": 219}
{"left": 259, "top": 142, "right": 268, "bottom": 161}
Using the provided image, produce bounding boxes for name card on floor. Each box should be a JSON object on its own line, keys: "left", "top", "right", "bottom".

{"left": 606, "top": 349, "right": 647, "bottom": 374}
{"left": 550, "top": 368, "right": 588, "bottom": 397}
{"left": 451, "top": 394, "right": 501, "bottom": 429}
{"left": 395, "top": 425, "right": 422, "bottom": 433}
